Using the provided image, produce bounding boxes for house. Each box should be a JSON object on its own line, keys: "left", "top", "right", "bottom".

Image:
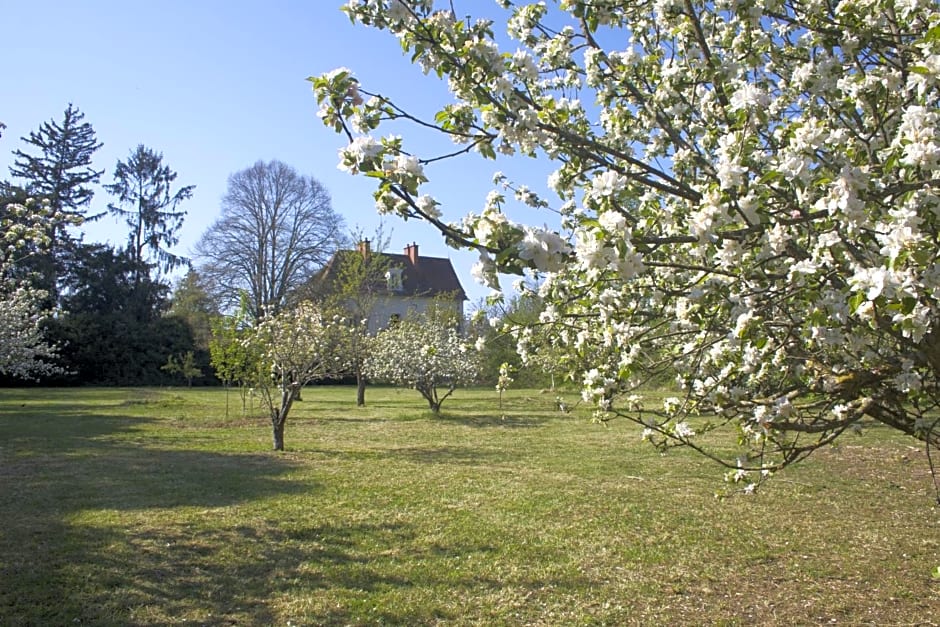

{"left": 311, "top": 241, "right": 467, "bottom": 333}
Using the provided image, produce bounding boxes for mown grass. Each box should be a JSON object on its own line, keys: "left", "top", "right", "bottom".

{"left": 1, "top": 385, "right": 938, "bottom": 625}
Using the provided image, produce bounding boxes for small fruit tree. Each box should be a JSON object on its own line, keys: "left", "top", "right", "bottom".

{"left": 366, "top": 304, "right": 481, "bottom": 413}
{"left": 245, "top": 302, "right": 349, "bottom": 450}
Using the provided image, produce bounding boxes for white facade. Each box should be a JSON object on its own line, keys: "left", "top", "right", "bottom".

{"left": 365, "top": 295, "right": 463, "bottom": 334}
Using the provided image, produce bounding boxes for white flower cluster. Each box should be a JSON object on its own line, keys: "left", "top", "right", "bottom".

{"left": 364, "top": 305, "right": 481, "bottom": 411}
{"left": 0, "top": 198, "right": 71, "bottom": 379}
{"left": 313, "top": 0, "right": 940, "bottom": 479}
{"left": 243, "top": 302, "right": 352, "bottom": 422}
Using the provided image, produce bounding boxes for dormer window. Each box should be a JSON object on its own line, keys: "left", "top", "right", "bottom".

{"left": 386, "top": 267, "right": 403, "bottom": 292}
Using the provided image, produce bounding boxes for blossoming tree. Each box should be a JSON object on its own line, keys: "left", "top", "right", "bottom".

{"left": 0, "top": 198, "right": 73, "bottom": 379}
{"left": 365, "top": 305, "right": 481, "bottom": 413}
{"left": 244, "top": 302, "right": 349, "bottom": 450}
{"left": 313, "top": 0, "right": 940, "bottom": 490}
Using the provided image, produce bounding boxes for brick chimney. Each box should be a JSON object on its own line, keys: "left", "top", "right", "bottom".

{"left": 404, "top": 242, "right": 418, "bottom": 266}
{"left": 357, "top": 238, "right": 371, "bottom": 260}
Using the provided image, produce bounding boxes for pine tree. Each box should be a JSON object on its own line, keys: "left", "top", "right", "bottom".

{"left": 10, "top": 104, "right": 103, "bottom": 220}
{"left": 8, "top": 104, "right": 103, "bottom": 301}
{"left": 105, "top": 144, "right": 194, "bottom": 281}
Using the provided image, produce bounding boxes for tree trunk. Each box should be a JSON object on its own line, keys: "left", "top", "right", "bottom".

{"left": 417, "top": 384, "right": 440, "bottom": 414}
{"left": 271, "top": 383, "right": 298, "bottom": 451}
{"left": 272, "top": 419, "right": 286, "bottom": 451}
{"left": 356, "top": 372, "right": 366, "bottom": 407}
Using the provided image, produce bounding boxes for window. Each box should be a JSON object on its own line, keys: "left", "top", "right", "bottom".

{"left": 385, "top": 267, "right": 403, "bottom": 291}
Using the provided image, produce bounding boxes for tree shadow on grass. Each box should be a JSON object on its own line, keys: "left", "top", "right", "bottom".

{"left": 435, "top": 411, "right": 552, "bottom": 429}
{"left": 0, "top": 400, "right": 600, "bottom": 625}
{"left": 299, "top": 442, "right": 518, "bottom": 466}
{"left": 0, "top": 408, "right": 311, "bottom": 624}
{"left": 382, "top": 444, "right": 515, "bottom": 465}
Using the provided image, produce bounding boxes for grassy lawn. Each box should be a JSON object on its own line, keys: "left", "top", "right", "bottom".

{"left": 1, "top": 385, "right": 938, "bottom": 625}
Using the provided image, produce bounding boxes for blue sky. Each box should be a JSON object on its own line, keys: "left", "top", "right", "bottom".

{"left": 0, "top": 1, "right": 552, "bottom": 304}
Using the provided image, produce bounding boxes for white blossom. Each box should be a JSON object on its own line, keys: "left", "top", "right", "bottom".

{"left": 0, "top": 199, "right": 68, "bottom": 379}
{"left": 312, "top": 0, "right": 940, "bottom": 483}
{"left": 338, "top": 136, "right": 383, "bottom": 174}
{"left": 591, "top": 170, "right": 626, "bottom": 198}
{"left": 365, "top": 305, "right": 481, "bottom": 412}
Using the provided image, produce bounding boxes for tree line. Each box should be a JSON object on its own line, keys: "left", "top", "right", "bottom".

{"left": 0, "top": 105, "right": 531, "bottom": 404}
{"left": 1, "top": 105, "right": 197, "bottom": 385}
{"left": 0, "top": 104, "right": 349, "bottom": 386}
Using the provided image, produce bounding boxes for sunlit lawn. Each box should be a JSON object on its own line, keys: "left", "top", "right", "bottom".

{"left": 1, "top": 385, "right": 938, "bottom": 625}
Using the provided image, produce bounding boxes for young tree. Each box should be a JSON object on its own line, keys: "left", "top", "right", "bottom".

{"left": 8, "top": 104, "right": 103, "bottom": 301}
{"left": 307, "top": 228, "right": 393, "bottom": 406}
{"left": 314, "top": 1, "right": 940, "bottom": 490}
{"left": 243, "top": 302, "right": 349, "bottom": 450}
{"left": 471, "top": 291, "right": 565, "bottom": 389}
{"left": 105, "top": 144, "right": 194, "bottom": 280}
{"left": 209, "top": 300, "right": 259, "bottom": 416}
{"left": 161, "top": 351, "right": 203, "bottom": 387}
{"left": 365, "top": 304, "right": 481, "bottom": 414}
{"left": 496, "top": 362, "right": 514, "bottom": 411}
{"left": 195, "top": 160, "right": 346, "bottom": 319}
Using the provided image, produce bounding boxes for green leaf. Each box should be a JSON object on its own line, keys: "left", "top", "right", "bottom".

{"left": 924, "top": 24, "right": 940, "bottom": 42}
{"left": 848, "top": 292, "right": 866, "bottom": 315}
{"left": 900, "top": 296, "right": 918, "bottom": 315}
{"left": 758, "top": 169, "right": 783, "bottom": 184}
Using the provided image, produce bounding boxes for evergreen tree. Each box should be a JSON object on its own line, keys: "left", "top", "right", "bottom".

{"left": 168, "top": 269, "right": 218, "bottom": 352}
{"left": 8, "top": 104, "right": 103, "bottom": 301}
{"left": 105, "top": 144, "right": 194, "bottom": 280}
{"left": 44, "top": 242, "right": 193, "bottom": 385}
{"left": 10, "top": 105, "right": 103, "bottom": 215}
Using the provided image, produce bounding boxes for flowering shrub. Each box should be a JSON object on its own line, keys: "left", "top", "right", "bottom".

{"left": 0, "top": 198, "right": 74, "bottom": 379}
{"left": 314, "top": 1, "right": 940, "bottom": 491}
{"left": 365, "top": 306, "right": 481, "bottom": 413}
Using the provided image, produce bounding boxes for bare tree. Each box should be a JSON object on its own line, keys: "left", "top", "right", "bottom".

{"left": 195, "top": 160, "right": 345, "bottom": 319}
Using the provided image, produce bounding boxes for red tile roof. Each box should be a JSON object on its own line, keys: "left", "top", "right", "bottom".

{"left": 313, "top": 246, "right": 467, "bottom": 301}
